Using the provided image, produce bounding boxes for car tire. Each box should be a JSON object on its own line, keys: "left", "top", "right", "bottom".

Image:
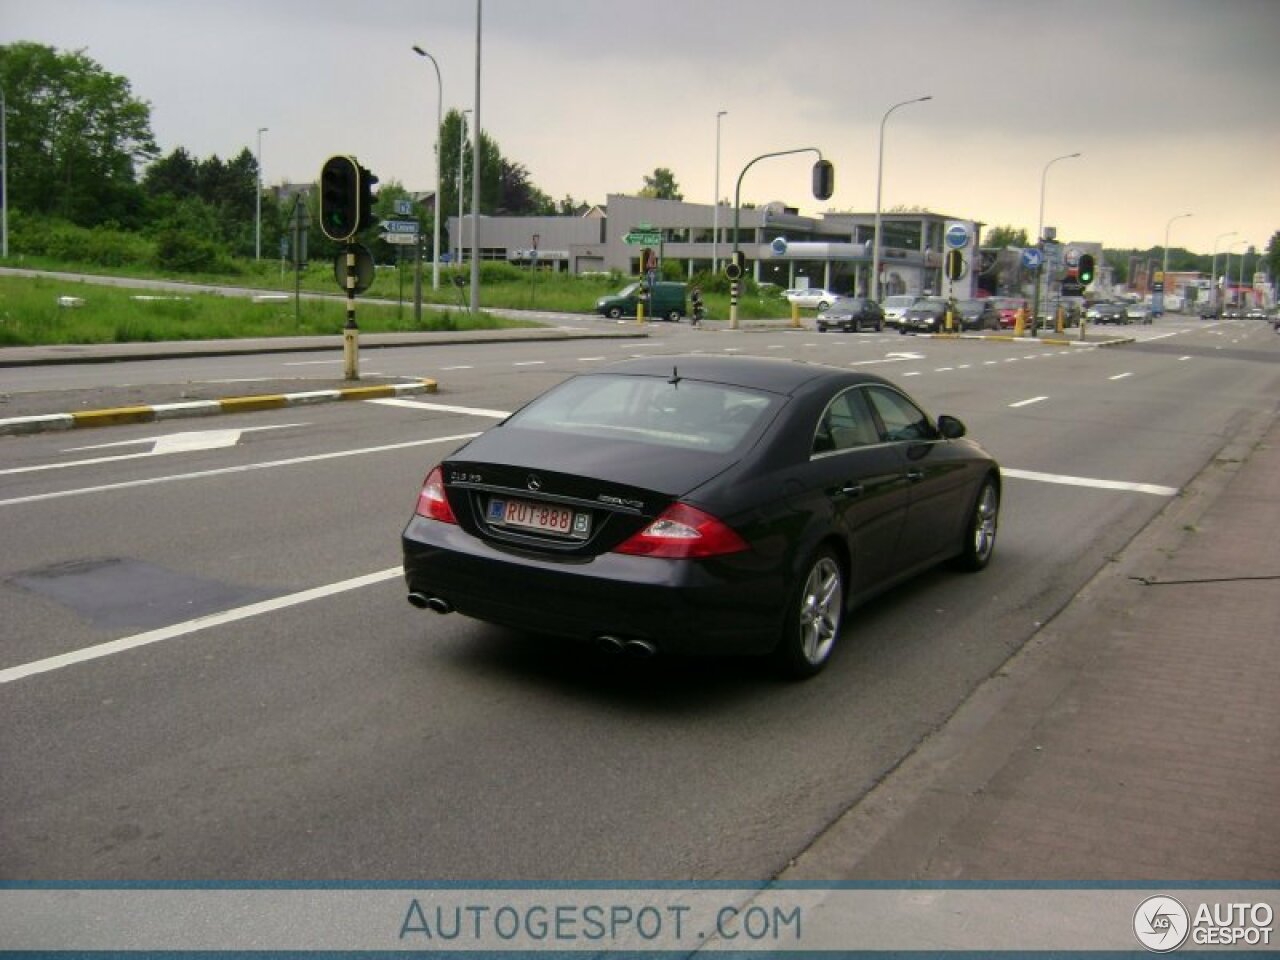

{"left": 817, "top": 301, "right": 831, "bottom": 312}
{"left": 667, "top": 310, "right": 682, "bottom": 323}
{"left": 817, "top": 323, "right": 828, "bottom": 333}
{"left": 606, "top": 307, "right": 622, "bottom": 319}
{"left": 953, "top": 476, "right": 999, "bottom": 572}
{"left": 774, "top": 546, "right": 845, "bottom": 679}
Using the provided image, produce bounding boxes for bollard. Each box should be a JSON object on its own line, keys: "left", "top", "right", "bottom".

{"left": 791, "top": 301, "right": 801, "bottom": 328}
{"left": 637, "top": 301, "right": 645, "bottom": 326}
{"left": 1013, "top": 306, "right": 1026, "bottom": 337}
{"left": 1056, "top": 306, "right": 1065, "bottom": 335}
{"left": 1079, "top": 317, "right": 1088, "bottom": 342}
{"left": 945, "top": 307, "right": 954, "bottom": 333}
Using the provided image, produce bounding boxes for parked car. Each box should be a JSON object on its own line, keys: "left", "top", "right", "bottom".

{"left": 403, "top": 355, "right": 1001, "bottom": 679}
{"left": 1125, "top": 302, "right": 1153, "bottom": 325}
{"left": 1198, "top": 303, "right": 1221, "bottom": 320}
{"left": 881, "top": 294, "right": 922, "bottom": 330}
{"left": 900, "top": 297, "right": 950, "bottom": 334}
{"left": 785, "top": 288, "right": 841, "bottom": 311}
{"left": 1086, "top": 301, "right": 1128, "bottom": 324}
{"left": 1245, "top": 306, "right": 1267, "bottom": 320}
{"left": 816, "top": 297, "right": 885, "bottom": 333}
{"left": 596, "top": 281, "right": 687, "bottom": 321}
{"left": 954, "top": 298, "right": 1000, "bottom": 331}
{"left": 992, "top": 297, "right": 1029, "bottom": 329}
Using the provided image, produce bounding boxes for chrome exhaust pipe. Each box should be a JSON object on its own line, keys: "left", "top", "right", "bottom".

{"left": 408, "top": 593, "right": 453, "bottom": 614}
{"left": 621, "top": 639, "right": 657, "bottom": 658}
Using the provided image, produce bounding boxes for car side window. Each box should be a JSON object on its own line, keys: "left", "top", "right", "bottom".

{"left": 866, "top": 387, "right": 935, "bottom": 443}
{"left": 812, "top": 389, "right": 880, "bottom": 456}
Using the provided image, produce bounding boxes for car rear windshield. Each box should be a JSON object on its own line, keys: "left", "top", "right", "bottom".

{"left": 505, "top": 374, "right": 778, "bottom": 454}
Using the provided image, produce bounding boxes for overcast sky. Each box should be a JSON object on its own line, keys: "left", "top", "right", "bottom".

{"left": 3, "top": 0, "right": 1278, "bottom": 253}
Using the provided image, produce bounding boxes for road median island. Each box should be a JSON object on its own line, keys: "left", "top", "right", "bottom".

{"left": 1, "top": 378, "right": 438, "bottom": 437}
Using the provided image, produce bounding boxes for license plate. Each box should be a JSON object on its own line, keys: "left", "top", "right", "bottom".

{"left": 487, "top": 497, "right": 591, "bottom": 539}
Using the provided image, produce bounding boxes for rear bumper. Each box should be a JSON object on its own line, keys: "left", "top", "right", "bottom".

{"left": 402, "top": 516, "right": 786, "bottom": 656}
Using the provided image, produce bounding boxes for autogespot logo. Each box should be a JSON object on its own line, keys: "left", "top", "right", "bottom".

{"left": 1134, "top": 895, "right": 1190, "bottom": 952}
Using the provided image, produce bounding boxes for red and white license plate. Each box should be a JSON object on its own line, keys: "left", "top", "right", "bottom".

{"left": 487, "top": 497, "right": 591, "bottom": 539}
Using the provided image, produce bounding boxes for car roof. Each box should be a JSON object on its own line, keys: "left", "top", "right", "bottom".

{"left": 600, "top": 354, "right": 890, "bottom": 395}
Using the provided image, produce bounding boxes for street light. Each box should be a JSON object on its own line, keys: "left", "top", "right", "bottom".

{"left": 1210, "top": 230, "right": 1237, "bottom": 313}
{"left": 870, "top": 95, "right": 931, "bottom": 302}
{"left": 1, "top": 87, "right": 8, "bottom": 259}
{"left": 1162, "top": 213, "right": 1187, "bottom": 284}
{"left": 411, "top": 45, "right": 444, "bottom": 292}
{"left": 255, "top": 126, "right": 268, "bottom": 261}
{"left": 1225, "top": 239, "right": 1247, "bottom": 312}
{"left": 1161, "top": 212, "right": 1192, "bottom": 303}
{"left": 1037, "top": 152, "right": 1080, "bottom": 244}
{"left": 469, "top": 0, "right": 482, "bottom": 314}
{"left": 457, "top": 108, "right": 471, "bottom": 267}
{"left": 712, "top": 109, "right": 726, "bottom": 273}
{"left": 1030, "top": 151, "right": 1081, "bottom": 331}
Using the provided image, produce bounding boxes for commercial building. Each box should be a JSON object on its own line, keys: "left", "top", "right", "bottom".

{"left": 449, "top": 195, "right": 984, "bottom": 299}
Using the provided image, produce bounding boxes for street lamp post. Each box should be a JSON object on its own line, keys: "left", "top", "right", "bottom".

{"left": 712, "top": 109, "right": 726, "bottom": 273}
{"left": 1, "top": 87, "right": 8, "bottom": 259}
{"left": 870, "top": 95, "right": 931, "bottom": 302}
{"left": 469, "top": 0, "right": 482, "bottom": 314}
{"left": 457, "top": 108, "right": 471, "bottom": 267}
{"left": 255, "top": 127, "right": 268, "bottom": 261}
{"left": 411, "top": 45, "right": 443, "bottom": 292}
{"left": 1225, "top": 239, "right": 1246, "bottom": 312}
{"left": 1031, "top": 151, "right": 1081, "bottom": 332}
{"left": 1210, "top": 230, "right": 1237, "bottom": 314}
{"left": 1161, "top": 212, "right": 1192, "bottom": 284}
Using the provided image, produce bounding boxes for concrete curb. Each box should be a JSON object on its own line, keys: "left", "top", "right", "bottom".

{"left": 0, "top": 378, "right": 437, "bottom": 437}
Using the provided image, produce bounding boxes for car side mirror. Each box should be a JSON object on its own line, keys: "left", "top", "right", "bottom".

{"left": 937, "top": 415, "right": 966, "bottom": 439}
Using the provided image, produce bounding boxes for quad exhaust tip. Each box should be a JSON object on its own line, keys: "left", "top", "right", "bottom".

{"left": 408, "top": 593, "right": 453, "bottom": 614}
{"left": 595, "top": 635, "right": 657, "bottom": 658}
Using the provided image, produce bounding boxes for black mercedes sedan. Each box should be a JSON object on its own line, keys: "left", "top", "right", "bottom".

{"left": 403, "top": 355, "right": 1000, "bottom": 678}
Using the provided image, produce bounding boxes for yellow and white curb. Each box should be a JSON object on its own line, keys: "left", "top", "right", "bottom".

{"left": 0, "top": 379, "right": 438, "bottom": 437}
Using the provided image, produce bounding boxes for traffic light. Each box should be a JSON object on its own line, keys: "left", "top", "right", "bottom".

{"left": 725, "top": 250, "right": 745, "bottom": 281}
{"left": 319, "top": 156, "right": 361, "bottom": 242}
{"left": 1078, "top": 253, "right": 1096, "bottom": 285}
{"left": 945, "top": 249, "right": 965, "bottom": 281}
{"left": 812, "top": 159, "right": 835, "bottom": 201}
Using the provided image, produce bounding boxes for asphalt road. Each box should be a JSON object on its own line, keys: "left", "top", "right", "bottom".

{"left": 2, "top": 315, "right": 1276, "bottom": 881}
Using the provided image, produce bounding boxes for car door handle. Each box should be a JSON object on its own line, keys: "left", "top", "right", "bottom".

{"left": 840, "top": 482, "right": 865, "bottom": 497}
{"left": 905, "top": 470, "right": 925, "bottom": 484}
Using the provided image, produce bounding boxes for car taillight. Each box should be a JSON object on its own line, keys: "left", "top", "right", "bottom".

{"left": 613, "top": 503, "right": 748, "bottom": 559}
{"left": 415, "top": 466, "right": 458, "bottom": 524}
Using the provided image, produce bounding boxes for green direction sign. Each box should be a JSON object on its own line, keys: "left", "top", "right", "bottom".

{"left": 624, "top": 229, "right": 661, "bottom": 246}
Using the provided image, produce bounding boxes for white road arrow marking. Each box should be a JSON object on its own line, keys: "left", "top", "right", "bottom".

{"left": 2, "top": 425, "right": 303, "bottom": 476}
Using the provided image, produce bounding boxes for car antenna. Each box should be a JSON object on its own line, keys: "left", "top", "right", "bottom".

{"left": 668, "top": 365, "right": 681, "bottom": 386}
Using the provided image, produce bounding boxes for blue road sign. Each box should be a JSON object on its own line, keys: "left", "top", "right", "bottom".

{"left": 1021, "top": 248, "right": 1044, "bottom": 269}
{"left": 945, "top": 223, "right": 971, "bottom": 249}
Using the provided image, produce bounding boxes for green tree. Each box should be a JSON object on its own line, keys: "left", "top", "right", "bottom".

{"left": 1265, "top": 231, "right": 1280, "bottom": 283}
{"left": 640, "top": 167, "right": 683, "bottom": 201}
{"left": 984, "top": 225, "right": 1029, "bottom": 248}
{"left": 0, "top": 42, "right": 158, "bottom": 227}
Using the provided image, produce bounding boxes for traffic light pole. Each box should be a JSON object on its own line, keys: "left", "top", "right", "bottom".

{"left": 343, "top": 244, "right": 359, "bottom": 381}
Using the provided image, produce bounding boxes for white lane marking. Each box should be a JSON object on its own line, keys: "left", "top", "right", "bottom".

{"left": 1, "top": 426, "right": 305, "bottom": 476}
{"left": 0, "top": 567, "right": 403, "bottom": 685}
{"left": 1179, "top": 356, "right": 1192, "bottom": 361}
{"left": 441, "top": 365, "right": 474, "bottom": 371}
{"left": 0, "top": 433, "right": 482, "bottom": 508}
{"left": 1003, "top": 468, "right": 1178, "bottom": 497}
{"left": 577, "top": 357, "right": 606, "bottom": 362}
{"left": 1009, "top": 396, "right": 1048, "bottom": 408}
{"left": 902, "top": 371, "right": 921, "bottom": 377}
{"left": 512, "top": 361, "right": 545, "bottom": 367}
{"left": 1110, "top": 372, "right": 1134, "bottom": 380}
{"left": 368, "top": 399, "right": 510, "bottom": 418}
